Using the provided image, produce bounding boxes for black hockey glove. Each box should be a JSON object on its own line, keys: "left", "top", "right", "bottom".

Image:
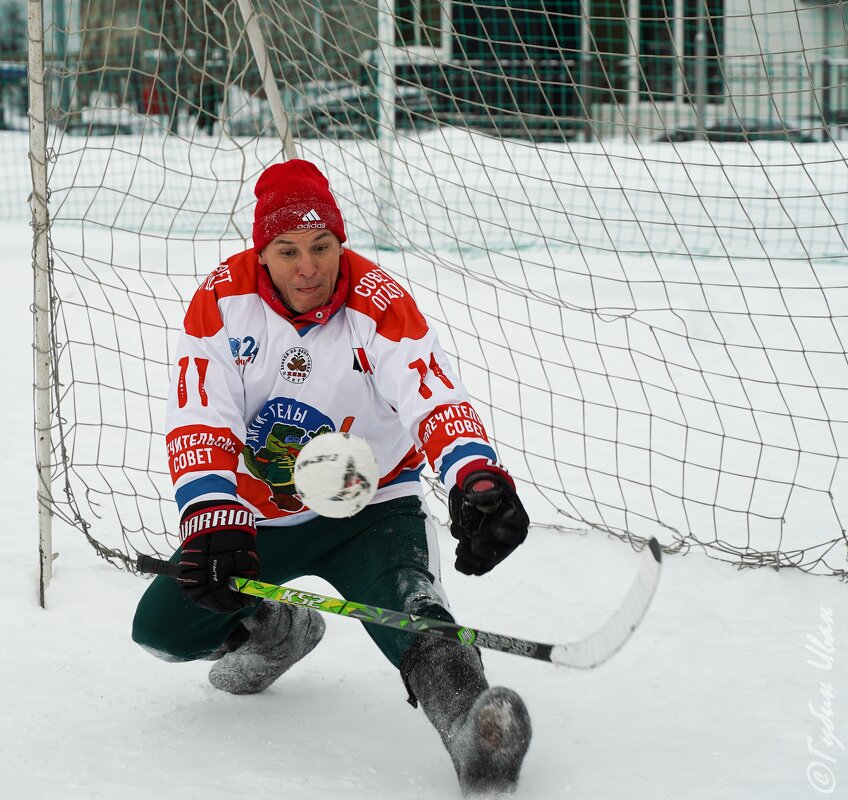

{"left": 449, "top": 467, "right": 530, "bottom": 576}
{"left": 177, "top": 500, "right": 260, "bottom": 613}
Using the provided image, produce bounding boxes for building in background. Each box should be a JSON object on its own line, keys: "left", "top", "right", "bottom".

{"left": 0, "top": 0, "right": 27, "bottom": 129}
{"left": 32, "top": 0, "right": 848, "bottom": 140}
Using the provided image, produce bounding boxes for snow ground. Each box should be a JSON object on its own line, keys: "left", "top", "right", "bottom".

{"left": 1, "top": 218, "right": 847, "bottom": 800}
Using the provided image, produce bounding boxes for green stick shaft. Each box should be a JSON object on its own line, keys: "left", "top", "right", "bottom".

{"left": 231, "top": 575, "right": 554, "bottom": 661}
{"left": 136, "top": 537, "right": 662, "bottom": 670}
{"left": 136, "top": 555, "right": 551, "bottom": 661}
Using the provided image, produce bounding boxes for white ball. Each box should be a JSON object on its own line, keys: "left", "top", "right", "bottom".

{"left": 294, "top": 432, "right": 379, "bottom": 518}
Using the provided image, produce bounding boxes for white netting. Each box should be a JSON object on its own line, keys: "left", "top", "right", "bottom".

{"left": 26, "top": 0, "right": 848, "bottom": 575}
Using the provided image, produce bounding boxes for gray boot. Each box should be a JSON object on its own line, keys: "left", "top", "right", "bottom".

{"left": 209, "top": 600, "right": 325, "bottom": 695}
{"left": 401, "top": 636, "right": 532, "bottom": 795}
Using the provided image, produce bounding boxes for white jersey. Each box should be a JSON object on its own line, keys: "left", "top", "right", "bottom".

{"left": 166, "top": 246, "right": 500, "bottom": 526}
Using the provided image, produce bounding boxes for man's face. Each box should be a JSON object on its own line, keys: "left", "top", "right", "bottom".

{"left": 258, "top": 229, "right": 342, "bottom": 313}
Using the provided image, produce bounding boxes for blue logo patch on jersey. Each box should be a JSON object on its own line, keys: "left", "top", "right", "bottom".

{"left": 243, "top": 398, "right": 335, "bottom": 512}
{"left": 231, "top": 336, "right": 260, "bottom": 365}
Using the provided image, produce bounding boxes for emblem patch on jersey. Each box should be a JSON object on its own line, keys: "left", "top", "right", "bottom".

{"left": 243, "top": 398, "right": 335, "bottom": 512}
{"left": 281, "top": 347, "right": 312, "bottom": 383}
{"left": 230, "top": 336, "right": 260, "bottom": 366}
{"left": 352, "top": 347, "right": 373, "bottom": 374}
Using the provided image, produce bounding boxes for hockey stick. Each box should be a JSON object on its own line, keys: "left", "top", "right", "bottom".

{"left": 136, "top": 537, "right": 661, "bottom": 669}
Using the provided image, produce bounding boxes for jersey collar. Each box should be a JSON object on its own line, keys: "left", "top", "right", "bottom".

{"left": 258, "top": 250, "right": 350, "bottom": 331}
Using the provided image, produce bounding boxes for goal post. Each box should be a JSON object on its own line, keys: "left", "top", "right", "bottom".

{"left": 28, "top": 0, "right": 54, "bottom": 606}
{"left": 234, "top": 0, "right": 297, "bottom": 158}
{"left": 25, "top": 0, "right": 848, "bottom": 601}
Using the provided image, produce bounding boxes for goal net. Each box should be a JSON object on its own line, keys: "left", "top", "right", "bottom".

{"left": 27, "top": 0, "right": 848, "bottom": 583}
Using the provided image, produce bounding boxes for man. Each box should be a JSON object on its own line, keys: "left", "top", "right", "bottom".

{"left": 133, "top": 159, "right": 532, "bottom": 795}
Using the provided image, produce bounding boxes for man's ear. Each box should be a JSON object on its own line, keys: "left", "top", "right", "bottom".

{"left": 257, "top": 249, "right": 266, "bottom": 266}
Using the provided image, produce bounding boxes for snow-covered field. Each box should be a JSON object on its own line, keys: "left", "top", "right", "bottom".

{"left": 2, "top": 128, "right": 847, "bottom": 798}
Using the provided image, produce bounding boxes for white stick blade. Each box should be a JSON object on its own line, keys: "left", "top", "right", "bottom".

{"left": 550, "top": 538, "right": 662, "bottom": 669}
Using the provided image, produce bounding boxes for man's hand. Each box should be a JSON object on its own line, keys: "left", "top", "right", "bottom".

{"left": 449, "top": 466, "right": 530, "bottom": 576}
{"left": 177, "top": 501, "right": 260, "bottom": 613}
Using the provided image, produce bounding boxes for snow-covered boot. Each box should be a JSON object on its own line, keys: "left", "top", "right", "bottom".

{"left": 208, "top": 600, "right": 325, "bottom": 695}
{"left": 401, "top": 635, "right": 531, "bottom": 795}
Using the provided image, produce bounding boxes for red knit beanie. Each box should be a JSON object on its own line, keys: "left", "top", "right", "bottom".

{"left": 252, "top": 159, "right": 347, "bottom": 253}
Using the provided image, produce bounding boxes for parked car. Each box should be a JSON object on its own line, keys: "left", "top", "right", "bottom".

{"left": 657, "top": 118, "right": 818, "bottom": 143}
{"left": 64, "top": 103, "right": 143, "bottom": 136}
{"left": 292, "top": 81, "right": 435, "bottom": 139}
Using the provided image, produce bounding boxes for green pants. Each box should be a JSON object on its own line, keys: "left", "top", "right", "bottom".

{"left": 132, "top": 496, "right": 454, "bottom": 669}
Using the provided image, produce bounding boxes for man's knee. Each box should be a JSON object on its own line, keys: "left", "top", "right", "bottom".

{"left": 131, "top": 578, "right": 240, "bottom": 662}
{"left": 357, "top": 567, "right": 454, "bottom": 668}
{"left": 368, "top": 565, "right": 451, "bottom": 618}
{"left": 132, "top": 591, "right": 193, "bottom": 662}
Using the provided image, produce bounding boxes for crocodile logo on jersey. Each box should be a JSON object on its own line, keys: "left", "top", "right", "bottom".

{"left": 281, "top": 347, "right": 312, "bottom": 383}
{"left": 243, "top": 399, "right": 334, "bottom": 512}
